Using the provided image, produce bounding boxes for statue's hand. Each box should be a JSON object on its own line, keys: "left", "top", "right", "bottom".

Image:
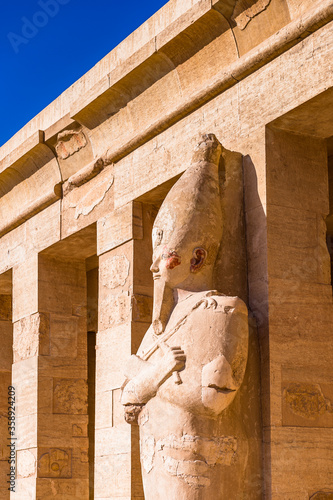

{"left": 160, "top": 344, "right": 186, "bottom": 375}
{"left": 124, "top": 404, "right": 144, "bottom": 424}
{"left": 121, "top": 344, "right": 185, "bottom": 411}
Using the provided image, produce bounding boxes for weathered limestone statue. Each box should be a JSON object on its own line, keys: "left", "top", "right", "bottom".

{"left": 121, "top": 134, "right": 249, "bottom": 499}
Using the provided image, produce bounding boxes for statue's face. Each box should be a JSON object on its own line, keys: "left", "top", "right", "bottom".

{"left": 150, "top": 227, "right": 206, "bottom": 287}
{"left": 150, "top": 227, "right": 189, "bottom": 288}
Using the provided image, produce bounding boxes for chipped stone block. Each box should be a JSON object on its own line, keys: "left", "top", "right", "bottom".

{"left": 13, "top": 312, "right": 50, "bottom": 362}
{"left": 17, "top": 448, "right": 37, "bottom": 479}
{"left": 62, "top": 164, "right": 114, "bottom": 238}
{"left": 99, "top": 292, "right": 131, "bottom": 330}
{"left": 231, "top": 0, "right": 271, "bottom": 30}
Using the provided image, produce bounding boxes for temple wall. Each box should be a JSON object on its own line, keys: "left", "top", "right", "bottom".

{"left": 0, "top": 1, "right": 332, "bottom": 498}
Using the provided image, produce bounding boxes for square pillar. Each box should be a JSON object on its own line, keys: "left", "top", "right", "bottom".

{"left": 243, "top": 126, "right": 333, "bottom": 498}
{"left": 95, "top": 202, "right": 153, "bottom": 500}
{"left": 265, "top": 127, "right": 333, "bottom": 498}
{"left": 0, "top": 291, "right": 12, "bottom": 500}
{"left": 12, "top": 254, "right": 89, "bottom": 499}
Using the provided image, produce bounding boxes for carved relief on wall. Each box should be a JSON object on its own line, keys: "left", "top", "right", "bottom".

{"left": 281, "top": 365, "right": 333, "bottom": 428}
{"left": 282, "top": 379, "right": 333, "bottom": 429}
{"left": 72, "top": 423, "right": 88, "bottom": 437}
{"left": 310, "top": 492, "right": 333, "bottom": 500}
{"left": 284, "top": 383, "right": 332, "bottom": 420}
{"left": 55, "top": 129, "right": 87, "bottom": 160}
{"left": 53, "top": 378, "right": 88, "bottom": 414}
{"left": 101, "top": 255, "right": 130, "bottom": 289}
{"left": 38, "top": 448, "right": 72, "bottom": 478}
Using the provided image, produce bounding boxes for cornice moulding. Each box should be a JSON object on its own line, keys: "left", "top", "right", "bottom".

{"left": 0, "top": 0, "right": 331, "bottom": 239}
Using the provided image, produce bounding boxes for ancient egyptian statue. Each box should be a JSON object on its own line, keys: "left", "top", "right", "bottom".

{"left": 121, "top": 134, "right": 249, "bottom": 499}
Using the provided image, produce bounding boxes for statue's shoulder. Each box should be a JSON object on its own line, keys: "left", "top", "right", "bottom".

{"left": 190, "top": 290, "right": 248, "bottom": 316}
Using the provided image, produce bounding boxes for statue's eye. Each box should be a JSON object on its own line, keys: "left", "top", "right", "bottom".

{"left": 152, "top": 228, "right": 163, "bottom": 247}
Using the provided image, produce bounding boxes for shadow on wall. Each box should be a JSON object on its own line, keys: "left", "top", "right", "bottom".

{"left": 216, "top": 147, "right": 264, "bottom": 499}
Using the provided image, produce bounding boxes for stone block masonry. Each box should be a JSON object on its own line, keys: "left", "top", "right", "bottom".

{"left": 0, "top": 0, "right": 332, "bottom": 498}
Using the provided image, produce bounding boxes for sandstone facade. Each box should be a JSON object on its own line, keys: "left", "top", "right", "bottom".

{"left": 0, "top": 0, "right": 332, "bottom": 498}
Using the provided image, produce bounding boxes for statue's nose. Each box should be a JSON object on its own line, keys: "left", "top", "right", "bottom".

{"left": 150, "top": 259, "right": 159, "bottom": 273}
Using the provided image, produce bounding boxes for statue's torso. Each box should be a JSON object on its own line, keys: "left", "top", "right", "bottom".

{"left": 137, "top": 291, "right": 250, "bottom": 500}
{"left": 138, "top": 291, "right": 248, "bottom": 417}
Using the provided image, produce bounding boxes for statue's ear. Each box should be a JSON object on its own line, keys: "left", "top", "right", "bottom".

{"left": 190, "top": 248, "right": 207, "bottom": 273}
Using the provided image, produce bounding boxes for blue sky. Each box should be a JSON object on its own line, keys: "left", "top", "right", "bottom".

{"left": 0, "top": 0, "right": 169, "bottom": 147}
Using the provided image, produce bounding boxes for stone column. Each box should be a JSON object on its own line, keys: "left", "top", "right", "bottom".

{"left": 95, "top": 202, "right": 153, "bottom": 500}
{"left": 265, "top": 128, "right": 333, "bottom": 498}
{"left": 12, "top": 254, "right": 89, "bottom": 499}
{"left": 0, "top": 291, "right": 12, "bottom": 500}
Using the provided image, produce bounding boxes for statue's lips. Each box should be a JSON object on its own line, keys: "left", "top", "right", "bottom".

{"left": 153, "top": 275, "right": 161, "bottom": 280}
